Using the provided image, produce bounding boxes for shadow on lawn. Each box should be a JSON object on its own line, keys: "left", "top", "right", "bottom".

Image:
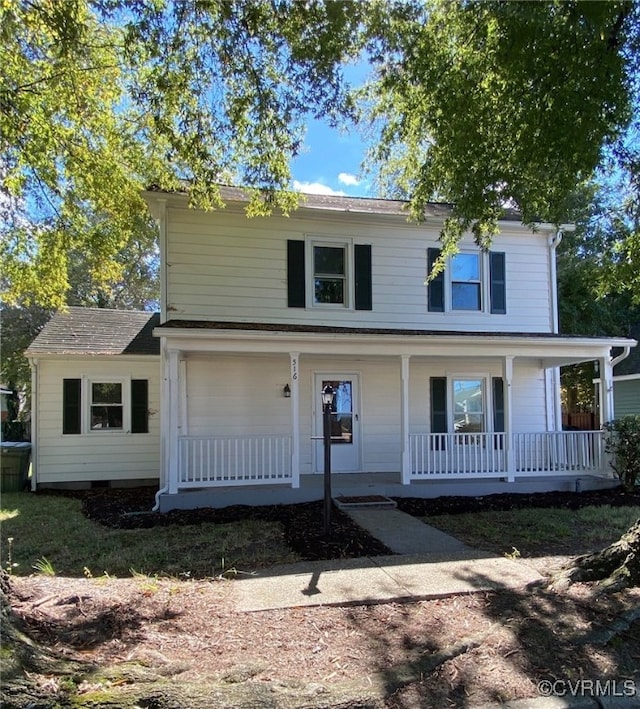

{"left": 351, "top": 575, "right": 640, "bottom": 708}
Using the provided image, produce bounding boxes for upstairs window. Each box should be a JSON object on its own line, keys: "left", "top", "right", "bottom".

{"left": 427, "top": 248, "right": 506, "bottom": 314}
{"left": 451, "top": 254, "right": 481, "bottom": 311}
{"left": 314, "top": 245, "right": 346, "bottom": 305}
{"left": 287, "top": 239, "right": 372, "bottom": 310}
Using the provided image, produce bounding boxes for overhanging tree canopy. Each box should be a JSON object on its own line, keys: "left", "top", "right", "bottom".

{"left": 1, "top": 0, "right": 639, "bottom": 306}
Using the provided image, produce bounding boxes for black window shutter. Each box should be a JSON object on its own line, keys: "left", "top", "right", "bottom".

{"left": 131, "top": 379, "right": 149, "bottom": 434}
{"left": 492, "top": 377, "right": 505, "bottom": 431}
{"left": 427, "top": 248, "right": 444, "bottom": 312}
{"left": 430, "top": 377, "right": 447, "bottom": 450}
{"left": 63, "top": 379, "right": 81, "bottom": 434}
{"left": 492, "top": 377, "right": 505, "bottom": 450}
{"left": 287, "top": 240, "right": 305, "bottom": 308}
{"left": 354, "top": 244, "right": 372, "bottom": 311}
{"left": 490, "top": 251, "right": 506, "bottom": 314}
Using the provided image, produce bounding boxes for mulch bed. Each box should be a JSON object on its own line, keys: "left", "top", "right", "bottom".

{"left": 38, "top": 484, "right": 640, "bottom": 564}
{"left": 38, "top": 487, "right": 395, "bottom": 562}
{"left": 394, "top": 486, "right": 640, "bottom": 516}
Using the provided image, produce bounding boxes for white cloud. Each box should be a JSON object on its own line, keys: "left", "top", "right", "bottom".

{"left": 292, "top": 180, "right": 346, "bottom": 196}
{"left": 338, "top": 172, "right": 360, "bottom": 187}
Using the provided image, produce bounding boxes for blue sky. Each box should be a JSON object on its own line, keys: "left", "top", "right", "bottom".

{"left": 290, "top": 63, "right": 373, "bottom": 199}
{"left": 290, "top": 117, "right": 372, "bottom": 198}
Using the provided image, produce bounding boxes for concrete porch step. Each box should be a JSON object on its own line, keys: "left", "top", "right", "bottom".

{"left": 334, "top": 494, "right": 397, "bottom": 510}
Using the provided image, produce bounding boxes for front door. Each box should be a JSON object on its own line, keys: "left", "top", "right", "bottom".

{"left": 314, "top": 374, "right": 361, "bottom": 472}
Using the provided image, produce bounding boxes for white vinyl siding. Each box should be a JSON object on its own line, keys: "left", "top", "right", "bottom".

{"left": 34, "top": 358, "right": 160, "bottom": 483}
{"left": 165, "top": 205, "right": 554, "bottom": 333}
{"left": 186, "top": 356, "right": 292, "bottom": 437}
{"left": 511, "top": 359, "right": 549, "bottom": 433}
{"left": 613, "top": 379, "right": 640, "bottom": 416}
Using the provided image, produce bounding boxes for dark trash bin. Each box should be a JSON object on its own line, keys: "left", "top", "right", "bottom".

{"left": 1, "top": 442, "right": 32, "bottom": 492}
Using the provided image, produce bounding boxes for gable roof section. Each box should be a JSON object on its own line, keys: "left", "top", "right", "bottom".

{"left": 144, "top": 184, "right": 526, "bottom": 223}
{"left": 25, "top": 307, "right": 160, "bottom": 357}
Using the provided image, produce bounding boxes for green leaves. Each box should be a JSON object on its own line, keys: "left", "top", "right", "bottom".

{"left": 365, "top": 0, "right": 636, "bottom": 243}
{"left": 1, "top": 0, "right": 364, "bottom": 307}
{"left": 1, "top": 0, "right": 639, "bottom": 307}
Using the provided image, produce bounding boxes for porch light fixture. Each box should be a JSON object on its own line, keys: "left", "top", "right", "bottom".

{"left": 322, "top": 384, "right": 335, "bottom": 407}
{"left": 283, "top": 383, "right": 291, "bottom": 398}
{"left": 322, "top": 384, "right": 335, "bottom": 536}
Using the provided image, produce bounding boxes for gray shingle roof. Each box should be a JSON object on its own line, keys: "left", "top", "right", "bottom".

{"left": 25, "top": 308, "right": 160, "bottom": 356}
{"left": 145, "top": 184, "right": 526, "bottom": 222}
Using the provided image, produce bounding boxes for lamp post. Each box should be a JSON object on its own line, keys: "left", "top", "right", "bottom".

{"left": 321, "top": 384, "right": 335, "bottom": 537}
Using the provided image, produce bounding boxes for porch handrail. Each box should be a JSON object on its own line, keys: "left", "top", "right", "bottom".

{"left": 178, "top": 435, "right": 292, "bottom": 487}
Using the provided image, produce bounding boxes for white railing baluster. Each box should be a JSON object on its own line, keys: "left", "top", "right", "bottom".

{"left": 176, "top": 435, "right": 293, "bottom": 488}
{"left": 408, "top": 430, "right": 607, "bottom": 481}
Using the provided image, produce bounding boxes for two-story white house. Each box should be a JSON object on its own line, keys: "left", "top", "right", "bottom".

{"left": 26, "top": 187, "right": 636, "bottom": 510}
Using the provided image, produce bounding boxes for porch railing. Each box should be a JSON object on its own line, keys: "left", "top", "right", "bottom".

{"left": 410, "top": 432, "right": 507, "bottom": 478}
{"left": 178, "top": 435, "right": 292, "bottom": 487}
{"left": 410, "top": 430, "right": 608, "bottom": 479}
{"left": 513, "top": 431, "right": 606, "bottom": 475}
{"left": 177, "top": 431, "right": 608, "bottom": 488}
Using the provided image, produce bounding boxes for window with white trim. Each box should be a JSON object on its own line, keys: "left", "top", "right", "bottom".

{"left": 62, "top": 378, "right": 149, "bottom": 435}
{"left": 427, "top": 248, "right": 506, "bottom": 314}
{"left": 452, "top": 378, "right": 485, "bottom": 433}
{"left": 287, "top": 239, "right": 373, "bottom": 310}
{"left": 451, "top": 253, "right": 482, "bottom": 311}
{"left": 313, "top": 244, "right": 347, "bottom": 305}
{"left": 90, "top": 382, "right": 124, "bottom": 430}
{"left": 430, "top": 375, "right": 505, "bottom": 450}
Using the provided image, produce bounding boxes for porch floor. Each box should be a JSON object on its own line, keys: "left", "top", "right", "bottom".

{"left": 158, "top": 472, "right": 618, "bottom": 512}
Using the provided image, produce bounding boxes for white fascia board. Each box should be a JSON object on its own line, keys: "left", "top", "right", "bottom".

{"left": 155, "top": 326, "right": 633, "bottom": 360}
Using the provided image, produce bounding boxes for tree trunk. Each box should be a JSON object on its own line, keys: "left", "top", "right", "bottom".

{"left": 551, "top": 518, "right": 640, "bottom": 593}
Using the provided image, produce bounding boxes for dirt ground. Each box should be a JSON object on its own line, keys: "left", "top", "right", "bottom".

{"left": 3, "top": 487, "right": 640, "bottom": 708}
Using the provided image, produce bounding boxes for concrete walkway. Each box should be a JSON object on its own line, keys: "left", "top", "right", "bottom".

{"left": 235, "top": 507, "right": 543, "bottom": 612}
{"left": 345, "top": 506, "right": 471, "bottom": 556}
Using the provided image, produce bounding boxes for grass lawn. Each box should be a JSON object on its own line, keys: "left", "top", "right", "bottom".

{"left": 0, "top": 491, "right": 300, "bottom": 579}
{"left": 3, "top": 491, "right": 639, "bottom": 580}
{"left": 429, "top": 504, "right": 640, "bottom": 557}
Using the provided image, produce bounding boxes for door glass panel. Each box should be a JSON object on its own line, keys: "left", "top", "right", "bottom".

{"left": 323, "top": 379, "right": 353, "bottom": 445}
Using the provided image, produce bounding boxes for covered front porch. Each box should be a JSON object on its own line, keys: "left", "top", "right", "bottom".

{"left": 156, "top": 322, "right": 629, "bottom": 511}
{"left": 156, "top": 465, "right": 619, "bottom": 512}
{"left": 175, "top": 429, "right": 609, "bottom": 488}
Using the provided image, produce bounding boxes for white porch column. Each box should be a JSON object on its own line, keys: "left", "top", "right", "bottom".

{"left": 290, "top": 352, "right": 300, "bottom": 488}
{"left": 401, "top": 355, "right": 411, "bottom": 485}
{"left": 599, "top": 356, "right": 614, "bottom": 426}
{"left": 167, "top": 348, "right": 180, "bottom": 494}
{"left": 544, "top": 367, "right": 562, "bottom": 431}
{"left": 503, "top": 356, "right": 515, "bottom": 482}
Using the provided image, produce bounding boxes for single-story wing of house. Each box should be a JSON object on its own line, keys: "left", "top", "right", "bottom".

{"left": 25, "top": 307, "right": 161, "bottom": 488}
